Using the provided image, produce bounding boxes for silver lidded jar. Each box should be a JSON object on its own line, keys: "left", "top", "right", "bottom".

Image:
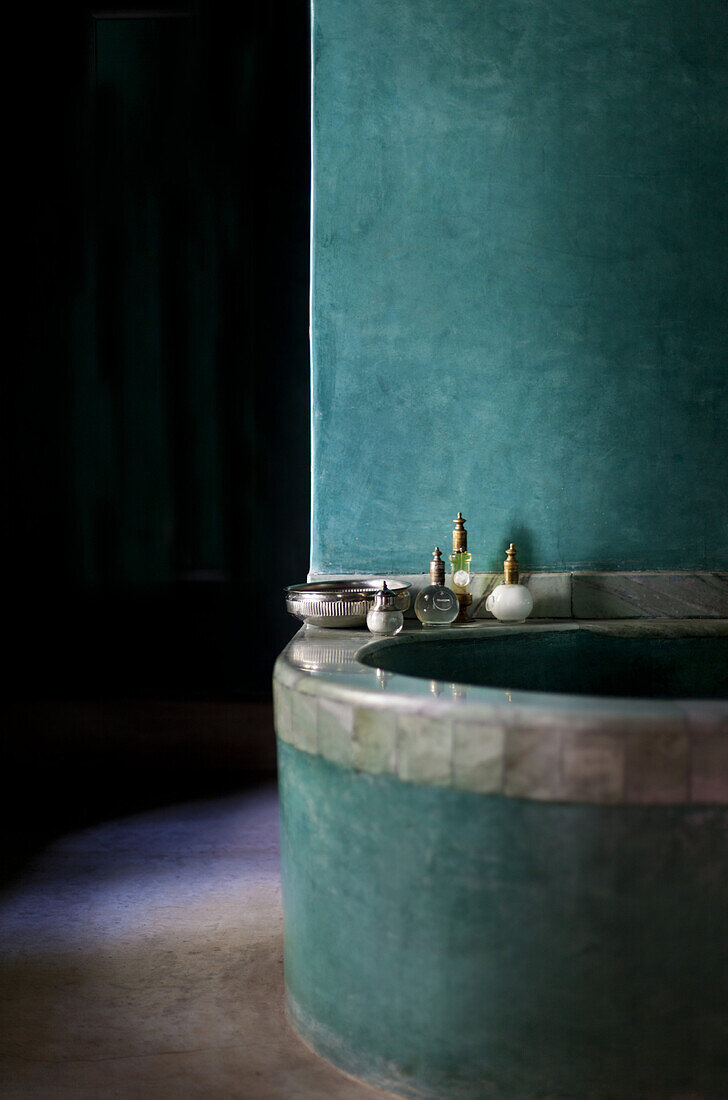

{"left": 366, "top": 581, "right": 404, "bottom": 636}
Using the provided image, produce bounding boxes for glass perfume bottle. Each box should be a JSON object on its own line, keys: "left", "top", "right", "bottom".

{"left": 448, "top": 512, "right": 472, "bottom": 623}
{"left": 485, "top": 543, "right": 534, "bottom": 623}
{"left": 366, "top": 582, "right": 404, "bottom": 636}
{"left": 414, "top": 548, "right": 459, "bottom": 628}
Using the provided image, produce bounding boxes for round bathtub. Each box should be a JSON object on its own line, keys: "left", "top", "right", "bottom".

{"left": 273, "top": 620, "right": 728, "bottom": 1099}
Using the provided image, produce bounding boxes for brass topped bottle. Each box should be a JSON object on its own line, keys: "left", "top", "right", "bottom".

{"left": 414, "top": 548, "right": 459, "bottom": 628}
{"left": 485, "top": 543, "right": 534, "bottom": 623}
{"left": 449, "top": 512, "right": 473, "bottom": 623}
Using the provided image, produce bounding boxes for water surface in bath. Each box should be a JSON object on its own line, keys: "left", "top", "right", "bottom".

{"left": 361, "top": 630, "right": 728, "bottom": 700}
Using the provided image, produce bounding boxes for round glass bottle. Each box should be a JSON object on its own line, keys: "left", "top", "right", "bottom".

{"left": 414, "top": 548, "right": 459, "bottom": 628}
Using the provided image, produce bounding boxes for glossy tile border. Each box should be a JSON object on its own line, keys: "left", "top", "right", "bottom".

{"left": 310, "top": 571, "right": 728, "bottom": 619}
{"left": 273, "top": 620, "right": 728, "bottom": 805}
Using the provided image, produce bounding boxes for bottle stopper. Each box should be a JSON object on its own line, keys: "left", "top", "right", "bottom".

{"left": 504, "top": 543, "right": 519, "bottom": 585}
{"left": 430, "top": 547, "right": 445, "bottom": 586}
{"left": 452, "top": 512, "right": 467, "bottom": 553}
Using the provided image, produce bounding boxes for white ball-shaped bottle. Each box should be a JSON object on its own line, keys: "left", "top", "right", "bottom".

{"left": 485, "top": 583, "right": 533, "bottom": 623}
{"left": 485, "top": 542, "right": 534, "bottom": 623}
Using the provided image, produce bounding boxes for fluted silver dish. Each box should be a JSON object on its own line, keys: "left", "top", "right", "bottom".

{"left": 285, "top": 579, "right": 411, "bottom": 628}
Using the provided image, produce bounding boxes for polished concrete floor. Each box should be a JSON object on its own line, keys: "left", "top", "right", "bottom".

{"left": 0, "top": 784, "right": 387, "bottom": 1099}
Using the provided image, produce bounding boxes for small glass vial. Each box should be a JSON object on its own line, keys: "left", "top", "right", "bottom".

{"left": 366, "top": 582, "right": 404, "bottom": 636}
{"left": 415, "top": 548, "right": 459, "bottom": 628}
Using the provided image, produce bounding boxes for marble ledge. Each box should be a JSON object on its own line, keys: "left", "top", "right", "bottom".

{"left": 571, "top": 572, "right": 728, "bottom": 619}
{"left": 273, "top": 620, "right": 728, "bottom": 807}
{"left": 275, "top": 683, "right": 728, "bottom": 805}
{"left": 309, "top": 570, "right": 728, "bottom": 620}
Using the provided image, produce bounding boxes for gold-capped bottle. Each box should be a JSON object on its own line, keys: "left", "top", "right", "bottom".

{"left": 414, "top": 548, "right": 459, "bottom": 628}
{"left": 485, "top": 543, "right": 534, "bottom": 623}
{"left": 448, "top": 512, "right": 473, "bottom": 623}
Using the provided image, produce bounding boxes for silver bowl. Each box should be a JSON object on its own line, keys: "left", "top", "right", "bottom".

{"left": 285, "top": 579, "right": 411, "bottom": 629}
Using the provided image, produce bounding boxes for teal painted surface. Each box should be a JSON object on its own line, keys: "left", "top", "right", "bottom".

{"left": 278, "top": 740, "right": 728, "bottom": 1098}
{"left": 311, "top": 0, "right": 728, "bottom": 575}
{"left": 361, "top": 631, "right": 728, "bottom": 698}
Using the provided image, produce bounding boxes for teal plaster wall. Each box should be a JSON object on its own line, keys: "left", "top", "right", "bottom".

{"left": 278, "top": 740, "right": 728, "bottom": 1099}
{"left": 311, "top": 0, "right": 728, "bottom": 575}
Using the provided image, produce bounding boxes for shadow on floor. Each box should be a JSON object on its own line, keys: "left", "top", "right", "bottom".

{"left": 1, "top": 698, "right": 277, "bottom": 887}
{"left": 0, "top": 786, "right": 385, "bottom": 1099}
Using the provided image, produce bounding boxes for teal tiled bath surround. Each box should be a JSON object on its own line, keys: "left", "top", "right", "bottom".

{"left": 275, "top": 620, "right": 728, "bottom": 1097}
{"left": 279, "top": 742, "right": 728, "bottom": 1100}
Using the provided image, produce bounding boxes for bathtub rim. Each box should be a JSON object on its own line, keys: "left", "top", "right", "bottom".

{"left": 273, "top": 619, "right": 728, "bottom": 804}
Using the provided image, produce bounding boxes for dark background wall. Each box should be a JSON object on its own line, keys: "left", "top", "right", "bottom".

{"left": 4, "top": 0, "right": 310, "bottom": 842}
{"left": 311, "top": 0, "right": 728, "bottom": 576}
{"left": 10, "top": 0, "right": 310, "bottom": 700}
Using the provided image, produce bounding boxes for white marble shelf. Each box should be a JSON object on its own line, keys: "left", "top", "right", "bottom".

{"left": 308, "top": 570, "right": 728, "bottom": 620}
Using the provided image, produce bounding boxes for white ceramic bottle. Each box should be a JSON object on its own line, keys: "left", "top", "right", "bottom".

{"left": 366, "top": 581, "right": 404, "bottom": 636}
{"left": 485, "top": 543, "right": 534, "bottom": 623}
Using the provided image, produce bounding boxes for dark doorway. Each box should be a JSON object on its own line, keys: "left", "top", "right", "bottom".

{"left": 10, "top": 0, "right": 310, "bottom": 702}
{"left": 5, "top": 1, "right": 310, "bottom": 851}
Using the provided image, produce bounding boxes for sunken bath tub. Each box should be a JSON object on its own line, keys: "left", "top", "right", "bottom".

{"left": 273, "top": 620, "right": 728, "bottom": 1099}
